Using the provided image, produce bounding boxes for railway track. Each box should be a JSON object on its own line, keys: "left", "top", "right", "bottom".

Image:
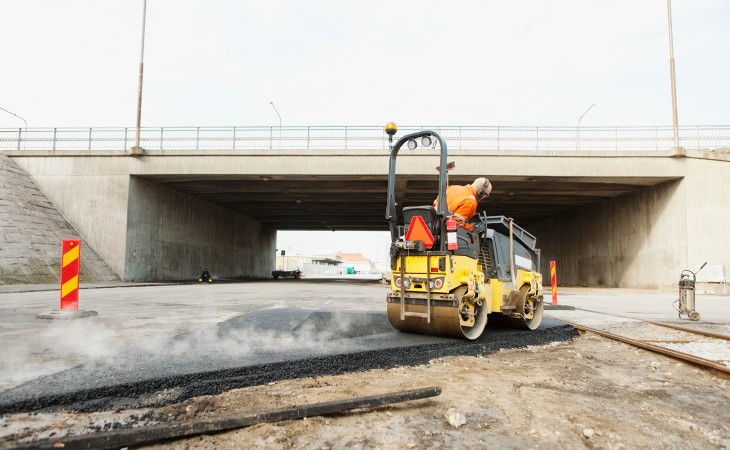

{"left": 549, "top": 308, "right": 730, "bottom": 379}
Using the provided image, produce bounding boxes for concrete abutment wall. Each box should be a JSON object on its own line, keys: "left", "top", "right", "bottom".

{"left": 0, "top": 155, "right": 119, "bottom": 284}
{"left": 125, "top": 177, "right": 275, "bottom": 281}
{"left": 533, "top": 180, "right": 685, "bottom": 289}
{"left": 5, "top": 156, "right": 275, "bottom": 282}
{"left": 533, "top": 156, "right": 730, "bottom": 290}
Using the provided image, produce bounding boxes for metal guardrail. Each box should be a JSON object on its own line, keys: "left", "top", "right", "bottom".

{"left": 1, "top": 125, "right": 729, "bottom": 152}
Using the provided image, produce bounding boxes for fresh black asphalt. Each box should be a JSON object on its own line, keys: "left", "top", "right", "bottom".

{"left": 0, "top": 309, "right": 575, "bottom": 414}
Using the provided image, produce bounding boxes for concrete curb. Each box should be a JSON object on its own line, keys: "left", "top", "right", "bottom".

{"left": 544, "top": 304, "right": 576, "bottom": 311}
{"left": 36, "top": 310, "right": 99, "bottom": 320}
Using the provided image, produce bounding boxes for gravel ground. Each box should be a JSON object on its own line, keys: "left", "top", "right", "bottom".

{"left": 549, "top": 309, "right": 730, "bottom": 369}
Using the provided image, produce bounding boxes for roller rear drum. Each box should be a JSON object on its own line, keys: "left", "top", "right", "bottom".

{"left": 387, "top": 287, "right": 488, "bottom": 340}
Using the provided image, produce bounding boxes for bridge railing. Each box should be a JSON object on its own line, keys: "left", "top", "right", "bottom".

{"left": 1, "top": 125, "right": 729, "bottom": 152}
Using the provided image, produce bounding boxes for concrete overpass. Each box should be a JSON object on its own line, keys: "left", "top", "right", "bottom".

{"left": 2, "top": 126, "right": 729, "bottom": 289}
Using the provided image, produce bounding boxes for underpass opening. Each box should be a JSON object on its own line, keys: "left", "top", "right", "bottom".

{"left": 275, "top": 230, "right": 390, "bottom": 278}
{"left": 146, "top": 174, "right": 678, "bottom": 287}
{"left": 148, "top": 174, "right": 676, "bottom": 231}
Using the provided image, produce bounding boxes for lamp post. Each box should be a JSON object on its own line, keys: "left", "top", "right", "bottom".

{"left": 577, "top": 103, "right": 596, "bottom": 150}
{"left": 269, "top": 101, "right": 282, "bottom": 149}
{"left": 0, "top": 107, "right": 27, "bottom": 129}
{"left": 1, "top": 107, "right": 28, "bottom": 149}
{"left": 132, "top": 0, "right": 148, "bottom": 156}
{"left": 667, "top": 0, "right": 680, "bottom": 148}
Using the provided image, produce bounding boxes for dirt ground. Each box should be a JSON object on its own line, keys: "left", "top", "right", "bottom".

{"left": 4, "top": 332, "right": 729, "bottom": 449}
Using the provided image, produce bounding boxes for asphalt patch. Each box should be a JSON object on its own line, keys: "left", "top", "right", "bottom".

{"left": 0, "top": 309, "right": 576, "bottom": 414}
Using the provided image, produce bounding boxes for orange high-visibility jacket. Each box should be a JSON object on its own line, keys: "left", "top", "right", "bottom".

{"left": 434, "top": 184, "right": 478, "bottom": 231}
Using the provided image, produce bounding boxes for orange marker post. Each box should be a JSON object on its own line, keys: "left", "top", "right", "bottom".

{"left": 60, "top": 239, "right": 81, "bottom": 310}
{"left": 549, "top": 260, "right": 558, "bottom": 306}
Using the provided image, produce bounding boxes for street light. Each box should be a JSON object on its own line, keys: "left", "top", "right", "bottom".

{"left": 269, "top": 101, "right": 282, "bottom": 127}
{"left": 577, "top": 103, "right": 596, "bottom": 150}
{"left": 1, "top": 106, "right": 28, "bottom": 149}
{"left": 132, "top": 0, "right": 148, "bottom": 156}
{"left": 0, "top": 107, "right": 27, "bottom": 129}
{"left": 269, "top": 101, "right": 282, "bottom": 149}
{"left": 667, "top": 0, "right": 680, "bottom": 148}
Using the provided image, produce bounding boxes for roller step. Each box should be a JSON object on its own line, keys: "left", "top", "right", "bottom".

{"left": 403, "top": 311, "right": 429, "bottom": 319}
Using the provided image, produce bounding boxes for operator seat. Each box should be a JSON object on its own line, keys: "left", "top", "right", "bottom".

{"left": 455, "top": 227, "right": 478, "bottom": 259}
{"left": 402, "top": 206, "right": 478, "bottom": 258}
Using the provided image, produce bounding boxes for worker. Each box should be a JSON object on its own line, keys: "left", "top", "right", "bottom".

{"left": 434, "top": 177, "right": 491, "bottom": 232}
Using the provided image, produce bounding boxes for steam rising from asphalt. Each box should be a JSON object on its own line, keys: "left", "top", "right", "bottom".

{"left": 142, "top": 309, "right": 359, "bottom": 360}
{"left": 0, "top": 308, "right": 361, "bottom": 390}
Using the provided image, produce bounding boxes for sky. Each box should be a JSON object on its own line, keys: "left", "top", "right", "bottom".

{"left": 2, "top": 0, "right": 729, "bottom": 262}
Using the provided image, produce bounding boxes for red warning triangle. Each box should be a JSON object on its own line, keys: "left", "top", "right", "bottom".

{"left": 405, "top": 215, "right": 435, "bottom": 249}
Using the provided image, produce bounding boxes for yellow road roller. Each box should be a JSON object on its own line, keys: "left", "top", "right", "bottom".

{"left": 384, "top": 123, "right": 544, "bottom": 340}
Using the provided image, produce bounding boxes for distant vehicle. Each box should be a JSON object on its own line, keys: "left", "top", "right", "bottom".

{"left": 271, "top": 269, "right": 301, "bottom": 280}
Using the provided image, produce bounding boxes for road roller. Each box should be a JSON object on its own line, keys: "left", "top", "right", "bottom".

{"left": 384, "top": 122, "right": 544, "bottom": 340}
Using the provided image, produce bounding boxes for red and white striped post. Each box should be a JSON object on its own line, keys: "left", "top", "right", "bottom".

{"left": 37, "top": 239, "right": 97, "bottom": 319}
{"left": 60, "top": 239, "right": 81, "bottom": 310}
{"left": 549, "top": 260, "right": 558, "bottom": 306}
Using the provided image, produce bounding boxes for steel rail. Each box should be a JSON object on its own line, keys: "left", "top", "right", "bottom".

{"left": 553, "top": 318, "right": 730, "bottom": 379}
{"left": 575, "top": 307, "right": 730, "bottom": 341}
{"left": 647, "top": 321, "right": 730, "bottom": 341}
